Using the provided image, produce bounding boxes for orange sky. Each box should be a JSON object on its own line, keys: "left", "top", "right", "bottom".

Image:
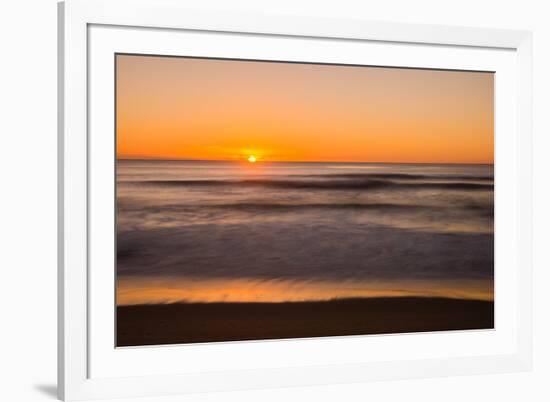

{"left": 116, "top": 54, "right": 494, "bottom": 164}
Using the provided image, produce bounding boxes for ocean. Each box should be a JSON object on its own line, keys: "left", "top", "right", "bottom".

{"left": 116, "top": 160, "right": 494, "bottom": 305}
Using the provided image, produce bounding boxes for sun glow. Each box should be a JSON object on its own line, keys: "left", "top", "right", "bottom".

{"left": 117, "top": 55, "right": 494, "bottom": 164}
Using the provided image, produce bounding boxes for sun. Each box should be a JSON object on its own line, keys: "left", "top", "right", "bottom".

{"left": 247, "top": 155, "right": 257, "bottom": 163}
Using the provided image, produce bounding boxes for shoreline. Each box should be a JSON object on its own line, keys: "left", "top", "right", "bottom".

{"left": 116, "top": 297, "right": 494, "bottom": 347}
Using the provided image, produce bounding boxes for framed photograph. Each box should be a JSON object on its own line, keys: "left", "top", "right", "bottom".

{"left": 58, "top": 0, "right": 533, "bottom": 400}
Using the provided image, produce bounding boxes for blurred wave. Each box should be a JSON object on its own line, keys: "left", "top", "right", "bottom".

{"left": 134, "top": 178, "right": 493, "bottom": 191}
{"left": 116, "top": 160, "right": 494, "bottom": 304}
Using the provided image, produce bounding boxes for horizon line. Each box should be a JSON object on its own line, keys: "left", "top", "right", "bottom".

{"left": 116, "top": 157, "right": 494, "bottom": 166}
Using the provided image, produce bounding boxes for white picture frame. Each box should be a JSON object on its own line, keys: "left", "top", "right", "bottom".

{"left": 58, "top": 0, "right": 533, "bottom": 400}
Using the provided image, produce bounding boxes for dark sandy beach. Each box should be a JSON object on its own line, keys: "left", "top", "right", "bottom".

{"left": 116, "top": 297, "right": 493, "bottom": 347}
